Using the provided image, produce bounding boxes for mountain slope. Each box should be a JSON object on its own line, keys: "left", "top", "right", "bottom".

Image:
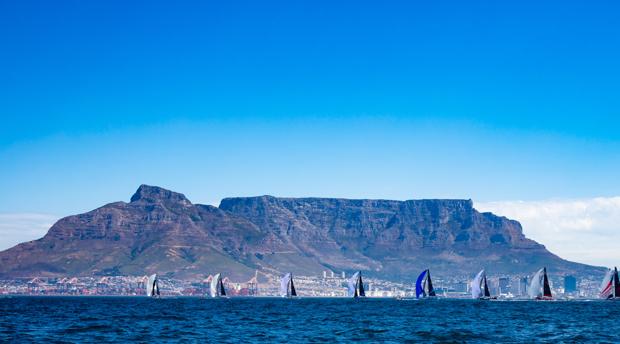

{"left": 0, "top": 186, "right": 264, "bottom": 280}
{"left": 0, "top": 185, "right": 602, "bottom": 280}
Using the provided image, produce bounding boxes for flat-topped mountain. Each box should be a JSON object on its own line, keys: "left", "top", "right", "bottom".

{"left": 0, "top": 185, "right": 601, "bottom": 280}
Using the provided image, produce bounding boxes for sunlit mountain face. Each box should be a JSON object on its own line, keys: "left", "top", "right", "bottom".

{"left": 0, "top": 185, "right": 602, "bottom": 281}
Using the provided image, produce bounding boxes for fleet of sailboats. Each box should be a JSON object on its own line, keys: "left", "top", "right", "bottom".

{"left": 142, "top": 266, "right": 620, "bottom": 300}
{"left": 529, "top": 267, "right": 553, "bottom": 300}
{"left": 146, "top": 274, "right": 160, "bottom": 297}
{"left": 210, "top": 273, "right": 227, "bottom": 298}
{"left": 348, "top": 271, "right": 366, "bottom": 298}
{"left": 280, "top": 273, "right": 297, "bottom": 298}
{"left": 415, "top": 269, "right": 436, "bottom": 299}
{"left": 600, "top": 267, "right": 620, "bottom": 299}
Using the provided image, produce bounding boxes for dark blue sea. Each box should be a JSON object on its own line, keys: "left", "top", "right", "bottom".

{"left": 1, "top": 297, "right": 619, "bottom": 343}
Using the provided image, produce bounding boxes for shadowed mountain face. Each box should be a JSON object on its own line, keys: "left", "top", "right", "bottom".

{"left": 0, "top": 185, "right": 601, "bottom": 280}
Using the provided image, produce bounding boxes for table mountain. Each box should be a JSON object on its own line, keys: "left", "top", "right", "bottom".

{"left": 0, "top": 185, "right": 601, "bottom": 280}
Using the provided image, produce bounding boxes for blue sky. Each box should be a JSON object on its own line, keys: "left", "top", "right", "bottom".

{"left": 1, "top": 1, "right": 620, "bottom": 264}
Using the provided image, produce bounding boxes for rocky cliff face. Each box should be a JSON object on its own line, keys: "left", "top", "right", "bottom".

{"left": 219, "top": 196, "right": 596, "bottom": 280}
{"left": 0, "top": 185, "right": 600, "bottom": 280}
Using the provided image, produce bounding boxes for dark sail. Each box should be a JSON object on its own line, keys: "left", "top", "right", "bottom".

{"left": 427, "top": 270, "right": 436, "bottom": 297}
{"left": 614, "top": 267, "right": 620, "bottom": 298}
{"left": 358, "top": 273, "right": 366, "bottom": 297}
{"left": 483, "top": 276, "right": 490, "bottom": 297}
{"left": 151, "top": 279, "right": 160, "bottom": 296}
{"left": 542, "top": 268, "right": 552, "bottom": 298}
{"left": 220, "top": 279, "right": 226, "bottom": 296}
{"left": 290, "top": 275, "right": 297, "bottom": 297}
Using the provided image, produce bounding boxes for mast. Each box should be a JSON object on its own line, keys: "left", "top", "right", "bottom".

{"left": 542, "top": 267, "right": 552, "bottom": 298}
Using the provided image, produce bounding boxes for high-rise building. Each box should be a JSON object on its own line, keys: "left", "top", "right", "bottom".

{"left": 322, "top": 271, "right": 327, "bottom": 279}
{"left": 454, "top": 281, "right": 468, "bottom": 293}
{"left": 498, "top": 277, "right": 510, "bottom": 295}
{"left": 564, "top": 275, "right": 577, "bottom": 293}
{"left": 342, "top": 272, "right": 346, "bottom": 279}
{"left": 518, "top": 276, "right": 528, "bottom": 296}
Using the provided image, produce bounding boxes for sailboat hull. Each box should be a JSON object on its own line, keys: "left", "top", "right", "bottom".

{"left": 535, "top": 296, "right": 553, "bottom": 301}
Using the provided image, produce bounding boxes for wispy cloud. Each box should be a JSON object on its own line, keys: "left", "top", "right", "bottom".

{"left": 0, "top": 213, "right": 58, "bottom": 251}
{"left": 476, "top": 197, "right": 620, "bottom": 268}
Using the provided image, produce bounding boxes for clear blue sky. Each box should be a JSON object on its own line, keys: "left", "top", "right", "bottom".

{"left": 1, "top": 0, "right": 619, "bottom": 216}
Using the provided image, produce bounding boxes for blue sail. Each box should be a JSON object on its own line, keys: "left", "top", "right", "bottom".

{"left": 415, "top": 270, "right": 427, "bottom": 299}
{"left": 348, "top": 272, "right": 360, "bottom": 297}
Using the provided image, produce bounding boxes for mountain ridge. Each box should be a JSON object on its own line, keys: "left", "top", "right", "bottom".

{"left": 0, "top": 184, "right": 603, "bottom": 281}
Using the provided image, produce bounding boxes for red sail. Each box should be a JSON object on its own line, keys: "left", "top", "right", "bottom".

{"left": 614, "top": 267, "right": 620, "bottom": 298}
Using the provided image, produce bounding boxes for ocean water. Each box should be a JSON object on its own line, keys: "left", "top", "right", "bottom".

{"left": 1, "top": 297, "right": 619, "bottom": 343}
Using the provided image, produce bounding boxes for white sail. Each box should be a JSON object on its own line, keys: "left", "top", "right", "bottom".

{"left": 146, "top": 274, "right": 157, "bottom": 297}
{"left": 528, "top": 268, "right": 544, "bottom": 299}
{"left": 348, "top": 272, "right": 360, "bottom": 297}
{"left": 470, "top": 270, "right": 484, "bottom": 299}
{"left": 280, "top": 273, "right": 291, "bottom": 297}
{"left": 600, "top": 268, "right": 614, "bottom": 298}
{"left": 210, "top": 273, "right": 221, "bottom": 297}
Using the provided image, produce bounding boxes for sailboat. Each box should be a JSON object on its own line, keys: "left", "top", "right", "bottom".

{"left": 600, "top": 267, "right": 620, "bottom": 299}
{"left": 280, "top": 273, "right": 297, "bottom": 298}
{"left": 529, "top": 267, "right": 552, "bottom": 300}
{"left": 470, "top": 269, "right": 495, "bottom": 300}
{"left": 348, "top": 271, "right": 366, "bottom": 298}
{"left": 210, "top": 273, "right": 227, "bottom": 298}
{"left": 415, "top": 269, "right": 436, "bottom": 299}
{"left": 146, "top": 273, "right": 160, "bottom": 297}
